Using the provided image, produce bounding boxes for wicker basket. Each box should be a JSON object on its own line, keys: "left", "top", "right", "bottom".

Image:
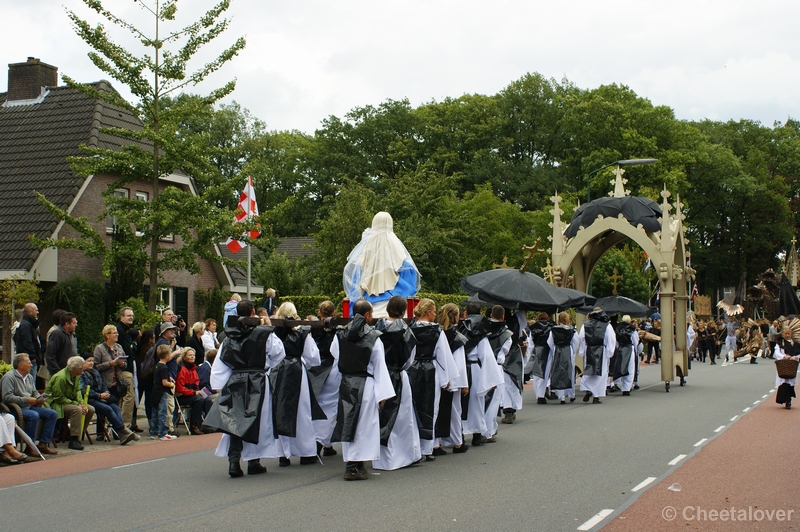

{"left": 775, "top": 358, "right": 799, "bottom": 380}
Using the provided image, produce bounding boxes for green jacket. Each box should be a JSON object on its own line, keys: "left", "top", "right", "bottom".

{"left": 44, "top": 367, "right": 83, "bottom": 418}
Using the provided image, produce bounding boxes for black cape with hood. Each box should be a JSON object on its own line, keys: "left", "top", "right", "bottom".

{"left": 375, "top": 318, "right": 417, "bottom": 446}
{"left": 457, "top": 314, "right": 488, "bottom": 419}
{"left": 549, "top": 325, "right": 576, "bottom": 390}
{"left": 202, "top": 317, "right": 274, "bottom": 444}
{"left": 582, "top": 310, "right": 610, "bottom": 377}
{"left": 408, "top": 322, "right": 443, "bottom": 441}
{"left": 610, "top": 322, "right": 636, "bottom": 380}
{"left": 527, "top": 320, "right": 554, "bottom": 379}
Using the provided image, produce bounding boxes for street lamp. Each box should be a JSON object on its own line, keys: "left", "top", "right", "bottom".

{"left": 586, "top": 158, "right": 658, "bottom": 202}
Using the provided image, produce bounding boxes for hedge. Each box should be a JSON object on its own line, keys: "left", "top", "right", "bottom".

{"left": 279, "top": 292, "right": 473, "bottom": 319}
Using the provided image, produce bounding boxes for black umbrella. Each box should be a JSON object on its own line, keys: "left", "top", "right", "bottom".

{"left": 564, "top": 196, "right": 662, "bottom": 238}
{"left": 577, "top": 295, "right": 650, "bottom": 317}
{"left": 778, "top": 274, "right": 800, "bottom": 317}
{"left": 461, "top": 269, "right": 571, "bottom": 311}
{"left": 558, "top": 287, "right": 596, "bottom": 308}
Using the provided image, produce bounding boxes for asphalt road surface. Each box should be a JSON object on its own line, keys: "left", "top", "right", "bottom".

{"left": 0, "top": 357, "right": 778, "bottom": 531}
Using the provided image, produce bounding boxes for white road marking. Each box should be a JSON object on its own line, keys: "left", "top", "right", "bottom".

{"left": 743, "top": 407, "right": 751, "bottom": 412}
{"left": 714, "top": 425, "right": 726, "bottom": 433}
{"left": 631, "top": 476, "right": 657, "bottom": 492}
{"left": 0, "top": 480, "right": 42, "bottom": 491}
{"left": 730, "top": 415, "right": 738, "bottom": 421}
{"left": 762, "top": 394, "right": 769, "bottom": 399}
{"left": 754, "top": 400, "right": 761, "bottom": 405}
{"left": 694, "top": 438, "right": 707, "bottom": 447}
{"left": 668, "top": 454, "right": 686, "bottom": 466}
{"left": 577, "top": 509, "right": 613, "bottom": 531}
{"left": 111, "top": 458, "right": 166, "bottom": 469}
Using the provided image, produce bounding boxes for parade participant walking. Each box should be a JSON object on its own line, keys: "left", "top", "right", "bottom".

{"left": 373, "top": 296, "right": 421, "bottom": 470}
{"left": 434, "top": 303, "right": 469, "bottom": 454}
{"left": 611, "top": 315, "right": 641, "bottom": 396}
{"left": 499, "top": 309, "right": 526, "bottom": 424}
{"left": 457, "top": 302, "right": 503, "bottom": 446}
{"left": 308, "top": 301, "right": 341, "bottom": 457}
{"left": 270, "top": 302, "right": 321, "bottom": 466}
{"left": 528, "top": 312, "right": 554, "bottom": 405}
{"left": 484, "top": 306, "right": 512, "bottom": 438}
{"left": 204, "top": 300, "right": 285, "bottom": 478}
{"left": 578, "top": 309, "right": 617, "bottom": 404}
{"left": 547, "top": 312, "right": 580, "bottom": 404}
{"left": 409, "top": 298, "right": 457, "bottom": 460}
{"left": 331, "top": 300, "right": 394, "bottom": 480}
{"left": 774, "top": 327, "right": 800, "bottom": 409}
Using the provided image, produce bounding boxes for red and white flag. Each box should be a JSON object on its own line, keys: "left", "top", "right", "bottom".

{"left": 225, "top": 176, "right": 260, "bottom": 253}
{"left": 691, "top": 284, "right": 699, "bottom": 302}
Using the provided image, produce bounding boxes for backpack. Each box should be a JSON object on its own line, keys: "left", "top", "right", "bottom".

{"left": 140, "top": 346, "right": 157, "bottom": 379}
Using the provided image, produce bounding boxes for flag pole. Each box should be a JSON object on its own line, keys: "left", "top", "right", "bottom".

{"left": 247, "top": 241, "right": 252, "bottom": 301}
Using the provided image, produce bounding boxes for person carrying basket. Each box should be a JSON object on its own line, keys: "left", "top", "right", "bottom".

{"left": 774, "top": 326, "right": 800, "bottom": 410}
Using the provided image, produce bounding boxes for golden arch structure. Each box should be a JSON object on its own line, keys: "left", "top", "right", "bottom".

{"left": 549, "top": 170, "right": 691, "bottom": 391}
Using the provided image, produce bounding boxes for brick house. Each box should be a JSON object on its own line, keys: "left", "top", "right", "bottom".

{"left": 0, "top": 57, "right": 261, "bottom": 354}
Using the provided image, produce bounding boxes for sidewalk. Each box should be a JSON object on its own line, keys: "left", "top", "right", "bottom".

{"left": 601, "top": 388, "right": 800, "bottom": 531}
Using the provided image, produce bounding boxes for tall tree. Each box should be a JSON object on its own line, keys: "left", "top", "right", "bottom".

{"left": 36, "top": 0, "right": 248, "bottom": 311}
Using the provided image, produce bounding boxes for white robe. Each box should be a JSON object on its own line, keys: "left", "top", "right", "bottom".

{"left": 277, "top": 333, "right": 321, "bottom": 459}
{"left": 613, "top": 330, "right": 642, "bottom": 392}
{"left": 485, "top": 334, "right": 511, "bottom": 438}
{"left": 577, "top": 322, "right": 617, "bottom": 398}
{"left": 547, "top": 328, "right": 580, "bottom": 400}
{"left": 211, "top": 332, "right": 285, "bottom": 461}
{"left": 438, "top": 343, "right": 468, "bottom": 448}
{"left": 412, "top": 323, "right": 457, "bottom": 455}
{"left": 530, "top": 336, "right": 551, "bottom": 399}
{"left": 373, "top": 346, "right": 420, "bottom": 470}
{"left": 774, "top": 342, "right": 798, "bottom": 387}
{"left": 462, "top": 337, "right": 503, "bottom": 435}
{"left": 331, "top": 336, "right": 395, "bottom": 462}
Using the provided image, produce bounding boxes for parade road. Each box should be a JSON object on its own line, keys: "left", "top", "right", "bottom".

{"left": 1, "top": 359, "right": 780, "bottom": 531}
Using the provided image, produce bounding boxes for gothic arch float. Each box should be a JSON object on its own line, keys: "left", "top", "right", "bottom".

{"left": 549, "top": 169, "right": 692, "bottom": 391}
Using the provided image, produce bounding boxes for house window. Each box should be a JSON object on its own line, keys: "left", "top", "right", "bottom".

{"left": 106, "top": 188, "right": 129, "bottom": 234}
{"left": 134, "top": 192, "right": 148, "bottom": 236}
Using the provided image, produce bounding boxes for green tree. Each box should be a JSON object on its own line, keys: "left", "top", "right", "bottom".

{"left": 589, "top": 248, "right": 650, "bottom": 304}
{"left": 34, "top": 0, "right": 248, "bottom": 312}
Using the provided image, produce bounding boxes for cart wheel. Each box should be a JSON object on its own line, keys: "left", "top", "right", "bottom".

{"left": 665, "top": 382, "right": 670, "bottom": 393}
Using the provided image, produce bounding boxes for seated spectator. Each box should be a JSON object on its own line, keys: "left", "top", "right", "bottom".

{"left": 1, "top": 353, "right": 58, "bottom": 455}
{"left": 44, "top": 356, "right": 96, "bottom": 451}
{"left": 175, "top": 348, "right": 213, "bottom": 435}
{"left": 93, "top": 325, "right": 128, "bottom": 404}
{"left": 202, "top": 319, "right": 220, "bottom": 352}
{"left": 185, "top": 322, "right": 206, "bottom": 364}
{"left": 0, "top": 412, "right": 27, "bottom": 464}
{"left": 196, "top": 348, "right": 217, "bottom": 393}
{"left": 79, "top": 357, "right": 136, "bottom": 445}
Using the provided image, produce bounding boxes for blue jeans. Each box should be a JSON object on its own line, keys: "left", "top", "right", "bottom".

{"left": 89, "top": 400, "right": 124, "bottom": 432}
{"left": 149, "top": 394, "right": 169, "bottom": 438}
{"left": 21, "top": 406, "right": 58, "bottom": 444}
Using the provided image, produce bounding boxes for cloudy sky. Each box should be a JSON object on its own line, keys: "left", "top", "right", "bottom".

{"left": 3, "top": 0, "right": 799, "bottom": 134}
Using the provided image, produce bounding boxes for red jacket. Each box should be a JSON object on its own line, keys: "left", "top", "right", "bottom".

{"left": 176, "top": 363, "right": 200, "bottom": 398}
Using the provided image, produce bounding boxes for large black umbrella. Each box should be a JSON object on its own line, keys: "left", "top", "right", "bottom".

{"left": 461, "top": 269, "right": 571, "bottom": 311}
{"left": 558, "top": 287, "right": 596, "bottom": 308}
{"left": 564, "top": 196, "right": 662, "bottom": 238}
{"left": 577, "top": 295, "right": 650, "bottom": 317}
{"left": 778, "top": 274, "right": 800, "bottom": 317}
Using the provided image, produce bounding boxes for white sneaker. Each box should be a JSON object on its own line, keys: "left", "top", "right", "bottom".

{"left": 150, "top": 435, "right": 159, "bottom": 440}
{"left": 160, "top": 435, "right": 177, "bottom": 441}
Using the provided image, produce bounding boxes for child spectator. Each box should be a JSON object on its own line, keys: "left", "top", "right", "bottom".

{"left": 150, "top": 345, "right": 177, "bottom": 441}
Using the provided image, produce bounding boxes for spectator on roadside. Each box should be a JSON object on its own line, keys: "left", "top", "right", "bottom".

{"left": 262, "top": 288, "right": 278, "bottom": 317}
{"left": 79, "top": 357, "right": 136, "bottom": 445}
{"left": 46, "top": 309, "right": 66, "bottom": 345}
{"left": 115, "top": 307, "right": 137, "bottom": 429}
{"left": 136, "top": 330, "right": 156, "bottom": 429}
{"left": 13, "top": 303, "right": 42, "bottom": 378}
{"left": 44, "top": 356, "right": 96, "bottom": 451}
{"left": 153, "top": 308, "right": 176, "bottom": 338}
{"left": 1, "top": 353, "right": 58, "bottom": 455}
{"left": 186, "top": 322, "right": 207, "bottom": 364}
{"left": 175, "top": 347, "right": 213, "bottom": 435}
{"left": 223, "top": 294, "right": 241, "bottom": 327}
{"left": 202, "top": 318, "right": 220, "bottom": 352}
{"left": 0, "top": 412, "right": 27, "bottom": 464}
{"left": 93, "top": 325, "right": 129, "bottom": 404}
{"left": 44, "top": 312, "right": 78, "bottom": 376}
{"left": 197, "top": 348, "right": 216, "bottom": 393}
{"left": 10, "top": 308, "right": 24, "bottom": 357}
{"left": 150, "top": 345, "right": 177, "bottom": 441}
{"left": 175, "top": 315, "right": 187, "bottom": 348}
{"left": 153, "top": 323, "right": 182, "bottom": 435}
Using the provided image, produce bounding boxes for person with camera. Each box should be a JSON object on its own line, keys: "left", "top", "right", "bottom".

{"left": 93, "top": 325, "right": 130, "bottom": 404}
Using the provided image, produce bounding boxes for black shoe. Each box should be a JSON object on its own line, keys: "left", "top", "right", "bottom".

{"left": 750, "top": 359, "right": 758, "bottom": 364}
{"left": 432, "top": 446, "right": 447, "bottom": 456}
{"left": 247, "top": 461, "right": 267, "bottom": 475}
{"left": 344, "top": 462, "right": 368, "bottom": 480}
{"left": 300, "top": 456, "right": 319, "bottom": 465}
{"left": 592, "top": 397, "right": 602, "bottom": 404}
{"left": 787, "top": 399, "right": 792, "bottom": 410}
{"left": 229, "top": 461, "right": 244, "bottom": 478}
{"left": 323, "top": 446, "right": 337, "bottom": 456}
{"left": 471, "top": 434, "right": 485, "bottom": 446}
{"left": 279, "top": 457, "right": 291, "bottom": 467}
{"left": 452, "top": 444, "right": 469, "bottom": 454}
{"left": 130, "top": 425, "right": 144, "bottom": 433}
{"left": 424, "top": 455, "right": 436, "bottom": 462}
{"left": 547, "top": 392, "right": 558, "bottom": 400}
{"left": 609, "top": 385, "right": 620, "bottom": 393}
{"left": 537, "top": 397, "right": 547, "bottom": 405}
{"left": 622, "top": 391, "right": 631, "bottom": 396}
{"left": 711, "top": 361, "right": 716, "bottom": 365}
{"left": 68, "top": 440, "right": 84, "bottom": 451}
{"left": 569, "top": 397, "right": 576, "bottom": 402}
{"left": 583, "top": 391, "right": 592, "bottom": 402}
{"left": 633, "top": 384, "right": 640, "bottom": 390}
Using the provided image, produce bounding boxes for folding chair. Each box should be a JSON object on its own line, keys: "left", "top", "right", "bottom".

{"left": 174, "top": 400, "right": 191, "bottom": 434}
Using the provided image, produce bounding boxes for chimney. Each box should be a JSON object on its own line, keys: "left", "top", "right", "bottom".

{"left": 7, "top": 57, "right": 58, "bottom": 101}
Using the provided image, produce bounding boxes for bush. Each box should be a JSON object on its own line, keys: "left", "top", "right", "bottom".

{"left": 47, "top": 276, "right": 106, "bottom": 353}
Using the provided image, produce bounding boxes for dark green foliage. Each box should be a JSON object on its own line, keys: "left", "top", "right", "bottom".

{"left": 194, "top": 286, "right": 232, "bottom": 325}
{"left": 48, "top": 276, "right": 107, "bottom": 352}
